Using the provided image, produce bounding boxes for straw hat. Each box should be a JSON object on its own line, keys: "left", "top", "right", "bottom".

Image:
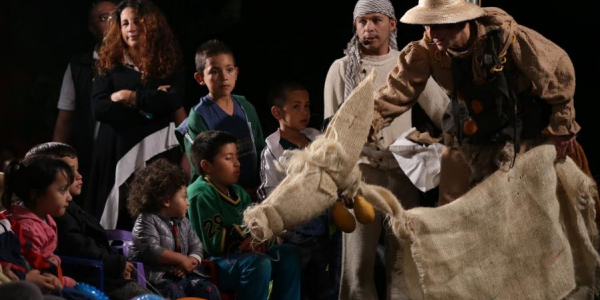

{"left": 400, "top": 0, "right": 485, "bottom": 25}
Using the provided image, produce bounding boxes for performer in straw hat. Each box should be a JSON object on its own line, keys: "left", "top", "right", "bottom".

{"left": 374, "top": 0, "right": 591, "bottom": 205}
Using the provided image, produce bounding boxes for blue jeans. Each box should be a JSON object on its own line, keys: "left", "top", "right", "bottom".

{"left": 211, "top": 244, "right": 301, "bottom": 300}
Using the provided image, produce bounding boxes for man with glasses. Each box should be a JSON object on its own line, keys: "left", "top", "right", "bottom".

{"left": 374, "top": 0, "right": 589, "bottom": 206}
{"left": 53, "top": 0, "right": 116, "bottom": 204}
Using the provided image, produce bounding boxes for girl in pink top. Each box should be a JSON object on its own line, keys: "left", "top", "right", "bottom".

{"left": 2, "top": 156, "right": 76, "bottom": 289}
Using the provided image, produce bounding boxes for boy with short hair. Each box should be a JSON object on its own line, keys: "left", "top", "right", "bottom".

{"left": 176, "top": 40, "right": 265, "bottom": 201}
{"left": 24, "top": 142, "right": 149, "bottom": 300}
{"left": 258, "top": 81, "right": 321, "bottom": 198}
{"left": 187, "top": 130, "right": 300, "bottom": 300}
{"left": 258, "top": 81, "right": 334, "bottom": 300}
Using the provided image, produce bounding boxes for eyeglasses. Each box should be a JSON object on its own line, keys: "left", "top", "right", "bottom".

{"left": 97, "top": 13, "right": 111, "bottom": 23}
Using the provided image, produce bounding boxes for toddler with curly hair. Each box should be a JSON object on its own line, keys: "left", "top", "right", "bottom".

{"left": 127, "top": 158, "right": 220, "bottom": 300}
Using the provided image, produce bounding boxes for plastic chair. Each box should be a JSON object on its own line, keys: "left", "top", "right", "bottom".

{"left": 105, "top": 229, "right": 146, "bottom": 288}
{"left": 59, "top": 255, "right": 104, "bottom": 291}
{"left": 105, "top": 229, "right": 133, "bottom": 257}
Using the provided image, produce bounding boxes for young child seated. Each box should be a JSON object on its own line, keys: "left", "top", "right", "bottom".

{"left": 176, "top": 39, "right": 264, "bottom": 201}
{"left": 1, "top": 211, "right": 66, "bottom": 300}
{"left": 128, "top": 159, "right": 220, "bottom": 300}
{"left": 258, "top": 81, "right": 335, "bottom": 300}
{"left": 2, "top": 156, "right": 95, "bottom": 300}
{"left": 187, "top": 130, "right": 301, "bottom": 300}
{"left": 25, "top": 142, "right": 150, "bottom": 300}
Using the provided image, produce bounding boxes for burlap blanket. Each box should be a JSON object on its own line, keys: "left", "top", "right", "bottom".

{"left": 376, "top": 144, "right": 599, "bottom": 300}
{"left": 243, "top": 71, "right": 599, "bottom": 299}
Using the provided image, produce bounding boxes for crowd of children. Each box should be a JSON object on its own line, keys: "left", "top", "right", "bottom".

{"left": 0, "top": 33, "right": 337, "bottom": 300}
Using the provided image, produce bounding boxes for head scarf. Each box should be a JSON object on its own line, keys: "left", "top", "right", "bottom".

{"left": 344, "top": 0, "right": 398, "bottom": 100}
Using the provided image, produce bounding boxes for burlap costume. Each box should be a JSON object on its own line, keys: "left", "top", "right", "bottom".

{"left": 243, "top": 70, "right": 600, "bottom": 299}
{"left": 374, "top": 5, "right": 586, "bottom": 206}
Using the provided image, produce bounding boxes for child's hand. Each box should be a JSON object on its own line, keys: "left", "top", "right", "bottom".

{"left": 43, "top": 273, "right": 63, "bottom": 291}
{"left": 171, "top": 267, "right": 186, "bottom": 278}
{"left": 123, "top": 262, "right": 134, "bottom": 280}
{"left": 47, "top": 256, "right": 59, "bottom": 267}
{"left": 178, "top": 257, "right": 196, "bottom": 273}
{"left": 2, "top": 263, "right": 20, "bottom": 281}
{"left": 190, "top": 256, "right": 199, "bottom": 269}
{"left": 26, "top": 270, "right": 61, "bottom": 293}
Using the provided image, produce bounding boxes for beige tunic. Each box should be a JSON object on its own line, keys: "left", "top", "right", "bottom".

{"left": 324, "top": 49, "right": 449, "bottom": 168}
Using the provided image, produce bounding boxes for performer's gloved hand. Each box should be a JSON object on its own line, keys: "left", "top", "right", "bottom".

{"left": 553, "top": 134, "right": 575, "bottom": 159}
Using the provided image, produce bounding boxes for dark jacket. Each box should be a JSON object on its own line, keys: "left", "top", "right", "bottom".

{"left": 54, "top": 202, "right": 127, "bottom": 291}
{"left": 69, "top": 51, "right": 96, "bottom": 204}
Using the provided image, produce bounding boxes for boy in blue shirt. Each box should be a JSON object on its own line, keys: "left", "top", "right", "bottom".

{"left": 176, "top": 40, "right": 264, "bottom": 201}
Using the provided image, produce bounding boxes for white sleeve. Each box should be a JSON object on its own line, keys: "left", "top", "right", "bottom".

{"left": 257, "top": 147, "right": 283, "bottom": 200}
{"left": 57, "top": 64, "right": 76, "bottom": 111}
{"left": 416, "top": 77, "right": 450, "bottom": 130}
{"left": 323, "top": 59, "right": 346, "bottom": 120}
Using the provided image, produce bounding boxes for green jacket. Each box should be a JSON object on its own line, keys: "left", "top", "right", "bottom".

{"left": 187, "top": 177, "right": 253, "bottom": 257}
{"left": 175, "top": 95, "right": 265, "bottom": 182}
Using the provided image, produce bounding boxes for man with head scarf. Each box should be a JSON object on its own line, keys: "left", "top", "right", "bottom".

{"left": 323, "top": 0, "right": 449, "bottom": 299}
{"left": 373, "top": 0, "right": 593, "bottom": 208}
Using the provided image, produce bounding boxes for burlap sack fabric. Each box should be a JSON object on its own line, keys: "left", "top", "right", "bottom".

{"left": 391, "top": 144, "right": 599, "bottom": 300}
{"left": 243, "top": 70, "right": 599, "bottom": 299}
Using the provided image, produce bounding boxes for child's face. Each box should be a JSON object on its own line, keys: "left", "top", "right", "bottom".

{"left": 163, "top": 186, "right": 189, "bottom": 218}
{"left": 195, "top": 54, "right": 238, "bottom": 99}
{"left": 203, "top": 143, "right": 240, "bottom": 187}
{"left": 61, "top": 157, "right": 83, "bottom": 196}
{"left": 274, "top": 90, "right": 311, "bottom": 132}
{"left": 37, "top": 171, "right": 72, "bottom": 217}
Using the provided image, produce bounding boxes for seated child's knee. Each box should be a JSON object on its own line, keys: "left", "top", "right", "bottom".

{"left": 245, "top": 253, "right": 272, "bottom": 273}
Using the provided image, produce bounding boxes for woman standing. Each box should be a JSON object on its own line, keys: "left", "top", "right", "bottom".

{"left": 88, "top": 0, "right": 185, "bottom": 230}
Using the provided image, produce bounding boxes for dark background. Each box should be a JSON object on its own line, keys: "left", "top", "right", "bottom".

{"left": 2, "top": 0, "right": 598, "bottom": 180}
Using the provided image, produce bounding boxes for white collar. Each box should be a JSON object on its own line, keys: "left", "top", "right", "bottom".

{"left": 122, "top": 53, "right": 140, "bottom": 72}
{"left": 264, "top": 128, "right": 322, "bottom": 160}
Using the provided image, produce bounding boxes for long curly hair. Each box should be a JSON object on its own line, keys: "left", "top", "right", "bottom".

{"left": 127, "top": 158, "right": 187, "bottom": 218}
{"left": 96, "top": 0, "right": 181, "bottom": 82}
